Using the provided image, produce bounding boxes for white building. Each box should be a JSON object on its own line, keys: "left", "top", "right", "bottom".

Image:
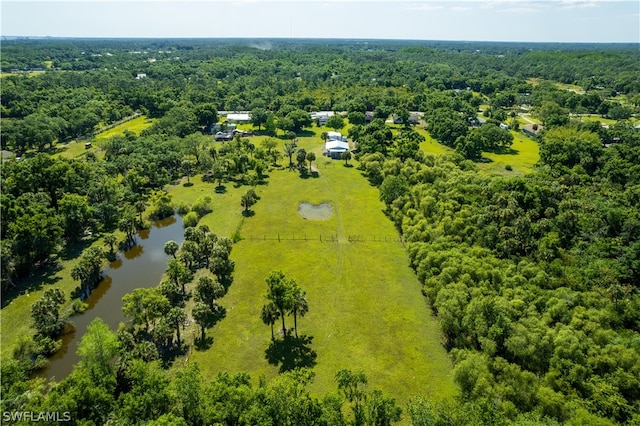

{"left": 324, "top": 140, "right": 350, "bottom": 159}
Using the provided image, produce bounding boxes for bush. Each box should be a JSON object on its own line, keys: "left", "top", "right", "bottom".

{"left": 183, "top": 211, "right": 199, "bottom": 228}
{"left": 191, "top": 196, "right": 212, "bottom": 218}
{"left": 177, "top": 202, "right": 190, "bottom": 215}
{"left": 505, "top": 164, "right": 513, "bottom": 171}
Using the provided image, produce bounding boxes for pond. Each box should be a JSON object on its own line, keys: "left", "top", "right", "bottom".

{"left": 37, "top": 215, "right": 185, "bottom": 382}
{"left": 298, "top": 202, "right": 333, "bottom": 220}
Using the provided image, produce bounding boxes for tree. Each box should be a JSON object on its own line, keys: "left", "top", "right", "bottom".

{"left": 341, "top": 150, "right": 352, "bottom": 166}
{"left": 181, "top": 158, "right": 194, "bottom": 184}
{"left": 194, "top": 103, "right": 218, "bottom": 129}
{"left": 71, "top": 246, "right": 105, "bottom": 296}
{"left": 284, "top": 141, "right": 297, "bottom": 169}
{"left": 164, "top": 240, "right": 179, "bottom": 259}
{"left": 104, "top": 234, "right": 117, "bottom": 255}
{"left": 306, "top": 151, "right": 316, "bottom": 172}
{"left": 195, "top": 275, "right": 225, "bottom": 311}
{"left": 286, "top": 109, "right": 312, "bottom": 132}
{"left": 31, "top": 288, "right": 66, "bottom": 337}
{"left": 192, "top": 302, "right": 212, "bottom": 341}
{"left": 426, "top": 108, "right": 469, "bottom": 147}
{"left": 59, "top": 193, "right": 93, "bottom": 241}
{"left": 537, "top": 101, "right": 569, "bottom": 128}
{"left": 166, "top": 307, "right": 187, "bottom": 346}
{"left": 296, "top": 148, "right": 307, "bottom": 171}
{"left": 320, "top": 131, "right": 329, "bottom": 144}
{"left": 380, "top": 175, "right": 409, "bottom": 205}
{"left": 347, "top": 111, "right": 366, "bottom": 126}
{"left": 241, "top": 188, "right": 258, "bottom": 215}
{"left": 325, "top": 114, "right": 345, "bottom": 131}
{"left": 261, "top": 137, "right": 278, "bottom": 159}
{"left": 261, "top": 302, "right": 281, "bottom": 340}
{"left": 183, "top": 133, "right": 208, "bottom": 165}
{"left": 122, "top": 288, "right": 170, "bottom": 333}
{"left": 289, "top": 284, "right": 309, "bottom": 338}
{"left": 336, "top": 369, "right": 368, "bottom": 426}
{"left": 77, "top": 318, "right": 120, "bottom": 381}
{"left": 251, "top": 107, "right": 268, "bottom": 131}
{"left": 264, "top": 113, "right": 277, "bottom": 135}
{"left": 265, "top": 271, "right": 294, "bottom": 335}
{"left": 167, "top": 258, "right": 193, "bottom": 295}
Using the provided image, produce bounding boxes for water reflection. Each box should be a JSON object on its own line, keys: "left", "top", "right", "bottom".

{"left": 37, "top": 215, "right": 184, "bottom": 381}
{"left": 85, "top": 276, "right": 112, "bottom": 310}
{"left": 124, "top": 244, "right": 144, "bottom": 260}
{"left": 109, "top": 258, "right": 123, "bottom": 270}
{"left": 155, "top": 216, "right": 177, "bottom": 228}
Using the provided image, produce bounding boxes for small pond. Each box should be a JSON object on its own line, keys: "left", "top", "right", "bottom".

{"left": 298, "top": 202, "right": 333, "bottom": 220}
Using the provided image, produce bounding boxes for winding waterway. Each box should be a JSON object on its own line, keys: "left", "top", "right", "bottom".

{"left": 38, "top": 215, "right": 185, "bottom": 381}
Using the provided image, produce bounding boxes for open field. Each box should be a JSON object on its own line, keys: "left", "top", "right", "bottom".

{"left": 479, "top": 131, "right": 540, "bottom": 176}
{"left": 52, "top": 141, "right": 97, "bottom": 160}
{"left": 183, "top": 133, "right": 456, "bottom": 405}
{"left": 94, "top": 115, "right": 155, "bottom": 141}
{"left": 51, "top": 116, "right": 154, "bottom": 160}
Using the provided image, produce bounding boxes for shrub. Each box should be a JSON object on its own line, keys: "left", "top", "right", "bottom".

{"left": 505, "top": 164, "right": 513, "bottom": 171}
{"left": 177, "top": 202, "right": 190, "bottom": 215}
{"left": 191, "top": 196, "right": 212, "bottom": 218}
{"left": 183, "top": 211, "right": 199, "bottom": 228}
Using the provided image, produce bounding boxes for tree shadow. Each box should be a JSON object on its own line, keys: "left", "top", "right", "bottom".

{"left": 183, "top": 182, "right": 194, "bottom": 187}
{"left": 160, "top": 342, "right": 189, "bottom": 367}
{"left": 343, "top": 163, "right": 354, "bottom": 168}
{"left": 194, "top": 336, "right": 213, "bottom": 351}
{"left": 265, "top": 334, "right": 317, "bottom": 373}
{"left": 241, "top": 210, "right": 256, "bottom": 217}
{"left": 215, "top": 185, "right": 227, "bottom": 194}
{"left": 1, "top": 263, "right": 63, "bottom": 308}
{"left": 298, "top": 169, "right": 318, "bottom": 179}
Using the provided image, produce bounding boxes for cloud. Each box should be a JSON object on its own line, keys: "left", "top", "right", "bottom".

{"left": 403, "top": 3, "right": 444, "bottom": 11}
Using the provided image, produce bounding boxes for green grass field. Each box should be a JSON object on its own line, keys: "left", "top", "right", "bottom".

{"left": 175, "top": 134, "right": 456, "bottom": 406}
{"left": 479, "top": 131, "right": 540, "bottom": 176}
{"left": 94, "top": 116, "right": 155, "bottom": 141}
{"left": 51, "top": 116, "right": 155, "bottom": 160}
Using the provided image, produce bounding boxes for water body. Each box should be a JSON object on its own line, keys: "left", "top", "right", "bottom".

{"left": 38, "top": 215, "right": 184, "bottom": 382}
{"left": 298, "top": 202, "right": 333, "bottom": 220}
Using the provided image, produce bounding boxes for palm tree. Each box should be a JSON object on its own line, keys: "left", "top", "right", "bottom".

{"left": 341, "top": 151, "right": 352, "bottom": 166}
{"left": 320, "top": 131, "right": 329, "bottom": 144}
{"left": 284, "top": 142, "right": 297, "bottom": 170}
{"left": 167, "top": 307, "right": 186, "bottom": 346}
{"left": 306, "top": 152, "right": 316, "bottom": 172}
{"left": 289, "top": 285, "right": 309, "bottom": 338}
{"left": 265, "top": 271, "right": 293, "bottom": 335}
{"left": 104, "top": 234, "right": 117, "bottom": 254}
{"left": 164, "top": 240, "right": 179, "bottom": 258}
{"left": 261, "top": 302, "right": 281, "bottom": 340}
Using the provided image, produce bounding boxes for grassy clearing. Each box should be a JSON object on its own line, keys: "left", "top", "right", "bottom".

{"left": 185, "top": 134, "right": 456, "bottom": 405}
{"left": 52, "top": 141, "right": 96, "bottom": 160}
{"left": 479, "top": 131, "right": 540, "bottom": 176}
{"left": 51, "top": 116, "right": 154, "bottom": 160}
{"left": 94, "top": 116, "right": 155, "bottom": 141}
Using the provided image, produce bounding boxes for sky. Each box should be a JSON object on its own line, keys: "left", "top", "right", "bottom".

{"left": 1, "top": 0, "right": 639, "bottom": 43}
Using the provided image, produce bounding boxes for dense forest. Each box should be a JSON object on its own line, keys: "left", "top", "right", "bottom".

{"left": 1, "top": 39, "right": 639, "bottom": 425}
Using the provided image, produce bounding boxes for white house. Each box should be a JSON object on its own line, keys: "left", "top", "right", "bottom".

{"left": 311, "top": 111, "right": 334, "bottom": 126}
{"left": 324, "top": 140, "right": 350, "bottom": 159}
{"left": 327, "top": 131, "right": 342, "bottom": 141}
{"left": 227, "top": 113, "right": 251, "bottom": 123}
